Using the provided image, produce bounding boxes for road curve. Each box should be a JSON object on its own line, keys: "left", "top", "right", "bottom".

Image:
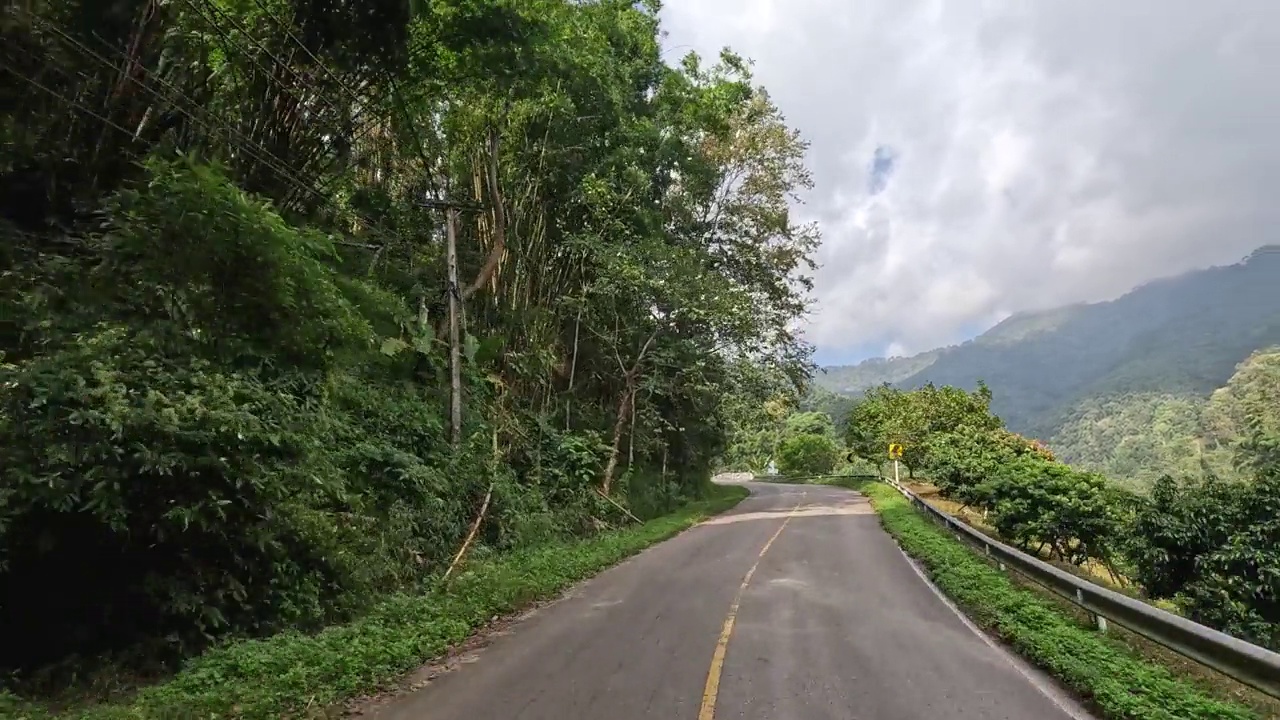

{"left": 372, "top": 481, "right": 1096, "bottom": 720}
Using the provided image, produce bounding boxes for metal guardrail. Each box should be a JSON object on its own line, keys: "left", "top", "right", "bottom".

{"left": 752, "top": 473, "right": 881, "bottom": 483}
{"left": 876, "top": 475, "right": 1280, "bottom": 700}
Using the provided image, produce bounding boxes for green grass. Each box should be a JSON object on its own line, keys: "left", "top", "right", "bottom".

{"left": 3, "top": 485, "right": 748, "bottom": 720}
{"left": 853, "top": 480, "right": 1257, "bottom": 720}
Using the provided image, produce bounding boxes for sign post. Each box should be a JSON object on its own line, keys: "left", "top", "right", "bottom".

{"left": 888, "top": 443, "right": 904, "bottom": 485}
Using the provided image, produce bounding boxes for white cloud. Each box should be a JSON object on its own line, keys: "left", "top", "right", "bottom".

{"left": 660, "top": 0, "right": 1280, "bottom": 361}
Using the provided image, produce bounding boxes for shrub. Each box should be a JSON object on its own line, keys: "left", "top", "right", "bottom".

{"left": 777, "top": 432, "right": 837, "bottom": 476}
{"left": 1126, "top": 472, "right": 1280, "bottom": 649}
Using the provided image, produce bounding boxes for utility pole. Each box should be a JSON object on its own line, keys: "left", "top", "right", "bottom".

{"left": 445, "top": 207, "right": 462, "bottom": 447}
{"left": 420, "top": 197, "right": 486, "bottom": 449}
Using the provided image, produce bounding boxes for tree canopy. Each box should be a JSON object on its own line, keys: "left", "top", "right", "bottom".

{"left": 0, "top": 0, "right": 818, "bottom": 688}
{"left": 842, "top": 381, "right": 1280, "bottom": 651}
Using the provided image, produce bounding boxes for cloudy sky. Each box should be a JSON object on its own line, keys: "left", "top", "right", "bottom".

{"left": 659, "top": 0, "right": 1280, "bottom": 365}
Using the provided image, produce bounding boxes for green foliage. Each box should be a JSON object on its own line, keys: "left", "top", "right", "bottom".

{"left": 985, "top": 460, "right": 1120, "bottom": 565}
{"left": 923, "top": 425, "right": 1015, "bottom": 507}
{"left": 845, "top": 383, "right": 998, "bottom": 474}
{"left": 776, "top": 433, "right": 837, "bottom": 476}
{"left": 715, "top": 361, "right": 799, "bottom": 472}
{"left": 0, "top": 487, "right": 747, "bottom": 719}
{"left": 1046, "top": 348, "right": 1280, "bottom": 489}
{"left": 1126, "top": 474, "right": 1280, "bottom": 649}
{"left": 0, "top": 0, "right": 819, "bottom": 703}
{"left": 1051, "top": 393, "right": 1229, "bottom": 489}
{"left": 102, "top": 158, "right": 375, "bottom": 368}
{"left": 861, "top": 482, "right": 1258, "bottom": 720}
{"left": 783, "top": 410, "right": 834, "bottom": 437}
{"left": 842, "top": 377, "right": 1280, "bottom": 653}
{"left": 797, "top": 385, "right": 856, "bottom": 433}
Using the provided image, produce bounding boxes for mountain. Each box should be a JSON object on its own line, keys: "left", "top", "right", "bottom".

{"left": 815, "top": 351, "right": 940, "bottom": 394}
{"left": 816, "top": 246, "right": 1280, "bottom": 485}
{"left": 1050, "top": 348, "right": 1280, "bottom": 486}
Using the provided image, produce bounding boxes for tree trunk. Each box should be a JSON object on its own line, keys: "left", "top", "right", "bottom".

{"left": 627, "top": 392, "right": 636, "bottom": 469}
{"left": 464, "top": 128, "right": 507, "bottom": 299}
{"left": 600, "top": 329, "right": 660, "bottom": 494}
{"left": 443, "top": 482, "right": 493, "bottom": 581}
{"left": 602, "top": 387, "right": 636, "bottom": 495}
{"left": 565, "top": 304, "right": 582, "bottom": 431}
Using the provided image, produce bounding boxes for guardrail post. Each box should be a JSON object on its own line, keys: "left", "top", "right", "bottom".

{"left": 1075, "top": 588, "right": 1106, "bottom": 632}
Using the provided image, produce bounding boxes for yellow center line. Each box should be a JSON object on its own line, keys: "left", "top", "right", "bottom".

{"left": 697, "top": 493, "right": 806, "bottom": 720}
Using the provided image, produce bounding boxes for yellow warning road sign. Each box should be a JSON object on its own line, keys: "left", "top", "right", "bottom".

{"left": 888, "top": 443, "right": 904, "bottom": 459}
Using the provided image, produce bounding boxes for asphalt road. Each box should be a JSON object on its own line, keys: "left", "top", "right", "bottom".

{"left": 373, "top": 481, "right": 1096, "bottom": 720}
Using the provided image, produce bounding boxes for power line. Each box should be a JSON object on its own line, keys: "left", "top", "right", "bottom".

{"left": 0, "top": 57, "right": 141, "bottom": 142}
{"left": 245, "top": 0, "right": 368, "bottom": 111}
{"left": 20, "top": 10, "right": 399, "bottom": 243}
{"left": 178, "top": 0, "right": 351, "bottom": 133}
{"left": 173, "top": 0, "right": 427, "bottom": 210}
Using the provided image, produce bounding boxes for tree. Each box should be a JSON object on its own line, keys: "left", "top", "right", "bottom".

{"left": 1125, "top": 472, "right": 1280, "bottom": 648}
{"left": 777, "top": 433, "right": 837, "bottom": 476}
{"left": 844, "top": 383, "right": 999, "bottom": 476}
{"left": 0, "top": 0, "right": 823, "bottom": 686}
{"left": 717, "top": 360, "right": 800, "bottom": 472}
{"left": 784, "top": 411, "right": 835, "bottom": 437}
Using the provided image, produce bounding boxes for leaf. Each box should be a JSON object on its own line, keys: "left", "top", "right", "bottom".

{"left": 413, "top": 325, "right": 436, "bottom": 355}
{"left": 380, "top": 338, "right": 409, "bottom": 357}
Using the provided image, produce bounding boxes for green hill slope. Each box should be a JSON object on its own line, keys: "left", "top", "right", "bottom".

{"left": 816, "top": 351, "right": 940, "bottom": 395}
{"left": 815, "top": 246, "right": 1280, "bottom": 484}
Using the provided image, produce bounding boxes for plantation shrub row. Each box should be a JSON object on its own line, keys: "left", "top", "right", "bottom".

{"left": 844, "top": 384, "right": 1280, "bottom": 651}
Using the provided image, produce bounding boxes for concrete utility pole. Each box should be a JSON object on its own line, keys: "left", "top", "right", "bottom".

{"left": 445, "top": 207, "right": 462, "bottom": 446}
{"left": 420, "top": 198, "right": 486, "bottom": 448}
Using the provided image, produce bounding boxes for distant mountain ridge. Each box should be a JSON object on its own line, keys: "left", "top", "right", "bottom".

{"left": 815, "top": 351, "right": 940, "bottom": 394}
{"left": 816, "top": 246, "right": 1280, "bottom": 481}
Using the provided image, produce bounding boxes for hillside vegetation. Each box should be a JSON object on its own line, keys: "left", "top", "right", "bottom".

{"left": 0, "top": 0, "right": 816, "bottom": 708}
{"left": 723, "top": 370, "right": 1280, "bottom": 652}
{"left": 815, "top": 351, "right": 939, "bottom": 394}
{"left": 837, "top": 384, "right": 1280, "bottom": 653}
{"left": 815, "top": 248, "right": 1280, "bottom": 484}
{"left": 1049, "top": 348, "right": 1280, "bottom": 486}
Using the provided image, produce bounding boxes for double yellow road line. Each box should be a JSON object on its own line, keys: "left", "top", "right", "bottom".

{"left": 697, "top": 495, "right": 805, "bottom": 720}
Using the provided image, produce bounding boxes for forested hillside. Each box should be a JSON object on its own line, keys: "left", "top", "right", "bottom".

{"left": 839, "top": 383, "right": 1280, "bottom": 653}
{"left": 815, "top": 247, "right": 1280, "bottom": 483}
{"left": 815, "top": 351, "right": 939, "bottom": 394}
{"left": 0, "top": 0, "right": 817, "bottom": 703}
{"left": 1053, "top": 348, "right": 1280, "bottom": 486}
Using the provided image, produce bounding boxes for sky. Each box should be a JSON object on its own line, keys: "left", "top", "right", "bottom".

{"left": 658, "top": 0, "right": 1280, "bottom": 366}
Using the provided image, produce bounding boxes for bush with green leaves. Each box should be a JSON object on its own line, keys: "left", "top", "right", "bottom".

{"left": 985, "top": 458, "right": 1120, "bottom": 566}
{"left": 0, "top": 161, "right": 485, "bottom": 676}
{"left": 860, "top": 481, "right": 1258, "bottom": 720}
{"left": 841, "top": 377, "right": 1280, "bottom": 652}
{"left": 921, "top": 425, "right": 1010, "bottom": 507}
{"left": 776, "top": 432, "right": 837, "bottom": 476}
{"left": 783, "top": 410, "right": 835, "bottom": 437}
{"left": 1126, "top": 472, "right": 1280, "bottom": 649}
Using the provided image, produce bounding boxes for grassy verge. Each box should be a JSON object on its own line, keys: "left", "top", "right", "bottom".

{"left": 3, "top": 485, "right": 748, "bottom": 720}
{"left": 852, "top": 479, "right": 1258, "bottom": 720}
